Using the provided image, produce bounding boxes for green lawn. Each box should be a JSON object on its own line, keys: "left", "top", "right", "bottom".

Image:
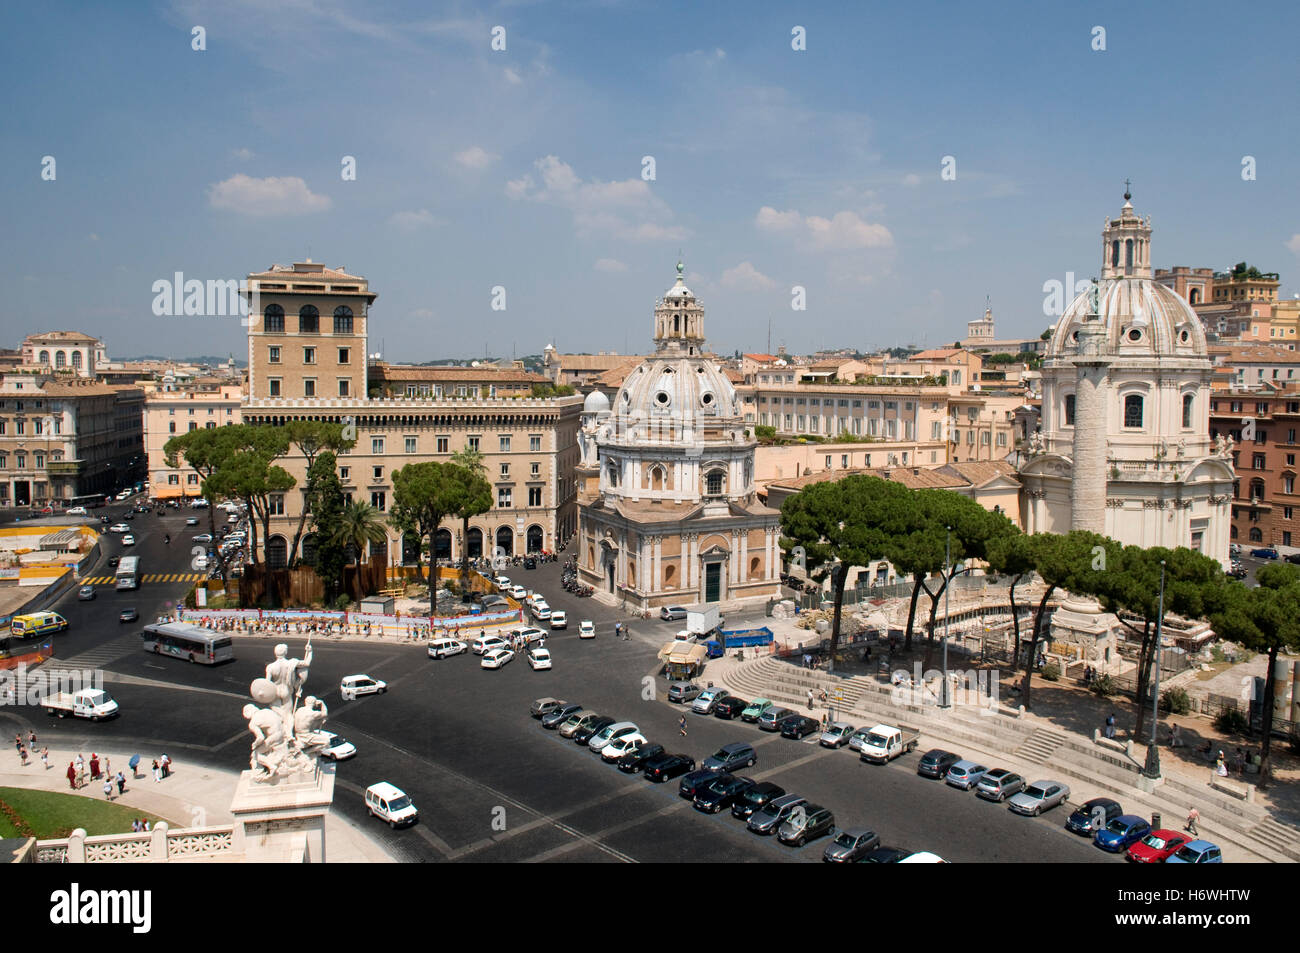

{"left": 0, "top": 787, "right": 167, "bottom": 839}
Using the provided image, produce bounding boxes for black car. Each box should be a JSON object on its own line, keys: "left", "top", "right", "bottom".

{"left": 618, "top": 742, "right": 666, "bottom": 773}
{"left": 693, "top": 774, "right": 756, "bottom": 814}
{"left": 713, "top": 696, "right": 748, "bottom": 719}
{"left": 678, "top": 767, "right": 721, "bottom": 799}
{"left": 107, "top": 555, "right": 120, "bottom": 567}
{"left": 118, "top": 608, "right": 138, "bottom": 623}
{"left": 523, "top": 556, "right": 537, "bottom": 569}
{"left": 1065, "top": 797, "right": 1124, "bottom": 836}
{"left": 770, "top": 713, "right": 803, "bottom": 734}
{"left": 863, "top": 846, "right": 911, "bottom": 863}
{"left": 917, "top": 749, "right": 961, "bottom": 779}
{"left": 644, "top": 753, "right": 695, "bottom": 783}
{"left": 730, "top": 781, "right": 786, "bottom": 820}
{"left": 541, "top": 703, "right": 583, "bottom": 729}
{"left": 781, "top": 715, "right": 821, "bottom": 740}
{"left": 573, "top": 716, "right": 615, "bottom": 746}
{"left": 1286, "top": 553, "right": 1300, "bottom": 565}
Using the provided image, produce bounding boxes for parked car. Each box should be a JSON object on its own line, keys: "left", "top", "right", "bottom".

{"left": 702, "top": 742, "right": 756, "bottom": 773}
{"left": 659, "top": 605, "right": 688, "bottom": 621}
{"left": 472, "top": 635, "right": 511, "bottom": 655}
{"left": 509, "top": 585, "right": 528, "bottom": 599}
{"left": 588, "top": 721, "right": 640, "bottom": 753}
{"left": 526, "top": 648, "right": 552, "bottom": 670}
{"left": 757, "top": 706, "right": 796, "bottom": 731}
{"left": 975, "top": 768, "right": 1026, "bottom": 803}
{"left": 1126, "top": 829, "right": 1191, "bottom": 864}
{"left": 1094, "top": 815, "right": 1152, "bottom": 852}
{"left": 778, "top": 803, "right": 835, "bottom": 847}
{"left": 677, "top": 767, "right": 722, "bottom": 799}
{"left": 748, "top": 793, "right": 807, "bottom": 834}
{"left": 555, "top": 709, "right": 598, "bottom": 735}
{"left": 601, "top": 732, "right": 649, "bottom": 763}
{"left": 481, "top": 648, "right": 515, "bottom": 670}
{"left": 863, "top": 847, "right": 912, "bottom": 863}
{"left": 643, "top": 753, "right": 695, "bottom": 783}
{"left": 917, "top": 749, "right": 962, "bottom": 779}
{"left": 667, "top": 681, "right": 702, "bottom": 704}
{"left": 1065, "top": 797, "right": 1123, "bottom": 836}
{"left": 78, "top": 585, "right": 96, "bottom": 601}
{"left": 530, "top": 697, "right": 565, "bottom": 718}
{"left": 340, "top": 675, "right": 387, "bottom": 700}
{"left": 364, "top": 782, "right": 417, "bottom": 829}
{"left": 1251, "top": 547, "right": 1279, "bottom": 560}
{"left": 824, "top": 828, "right": 881, "bottom": 863}
{"left": 781, "top": 715, "right": 821, "bottom": 740}
{"left": 730, "top": 781, "right": 786, "bottom": 820}
{"left": 618, "top": 742, "right": 665, "bottom": 773}
{"left": 549, "top": 610, "right": 567, "bottom": 629}
{"left": 494, "top": 575, "right": 511, "bottom": 589}
{"left": 578, "top": 619, "right": 595, "bottom": 639}
{"left": 713, "top": 696, "right": 748, "bottom": 719}
{"left": 544, "top": 704, "right": 584, "bottom": 729}
{"left": 818, "top": 722, "right": 856, "bottom": 748}
{"left": 945, "top": 760, "right": 989, "bottom": 791}
{"left": 1286, "top": 553, "right": 1300, "bottom": 566}
{"left": 1166, "top": 840, "right": 1223, "bottom": 864}
{"left": 1008, "top": 780, "right": 1071, "bottom": 817}
{"left": 118, "top": 608, "right": 138, "bottom": 623}
{"left": 740, "top": 698, "right": 773, "bottom": 722}
{"left": 847, "top": 726, "right": 876, "bottom": 753}
{"left": 319, "top": 732, "right": 356, "bottom": 761}
{"left": 572, "top": 716, "right": 615, "bottom": 746}
{"left": 693, "top": 774, "right": 756, "bottom": 814}
{"left": 691, "top": 688, "right": 730, "bottom": 715}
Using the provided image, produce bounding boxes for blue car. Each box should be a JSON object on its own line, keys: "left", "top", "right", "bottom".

{"left": 1094, "top": 814, "right": 1151, "bottom": 852}
{"left": 1166, "top": 840, "right": 1223, "bottom": 864}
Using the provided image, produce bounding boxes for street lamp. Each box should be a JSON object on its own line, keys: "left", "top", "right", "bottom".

{"left": 1142, "top": 559, "right": 1167, "bottom": 780}
{"left": 941, "top": 525, "right": 952, "bottom": 708}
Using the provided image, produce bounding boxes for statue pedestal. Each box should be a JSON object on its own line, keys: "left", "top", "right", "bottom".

{"left": 229, "top": 760, "right": 335, "bottom": 862}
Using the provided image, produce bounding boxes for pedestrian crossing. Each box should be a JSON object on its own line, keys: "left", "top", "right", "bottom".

{"left": 81, "top": 573, "right": 206, "bottom": 586}
{"left": 51, "top": 634, "right": 142, "bottom": 669}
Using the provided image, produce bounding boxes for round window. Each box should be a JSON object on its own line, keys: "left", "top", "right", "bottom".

{"left": 655, "top": 391, "right": 670, "bottom": 406}
{"left": 1071, "top": 330, "right": 1079, "bottom": 342}
{"left": 1128, "top": 328, "right": 1142, "bottom": 342}
{"left": 701, "top": 392, "right": 714, "bottom": 406}
{"left": 1179, "top": 330, "right": 1190, "bottom": 343}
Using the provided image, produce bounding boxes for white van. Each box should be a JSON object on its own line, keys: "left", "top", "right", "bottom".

{"left": 340, "top": 674, "right": 387, "bottom": 700}
{"left": 428, "top": 638, "right": 467, "bottom": 659}
{"left": 364, "top": 782, "right": 418, "bottom": 829}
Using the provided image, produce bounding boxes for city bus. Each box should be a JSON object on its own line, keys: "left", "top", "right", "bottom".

{"left": 115, "top": 556, "right": 140, "bottom": 591}
{"left": 140, "top": 622, "right": 234, "bottom": 665}
{"left": 68, "top": 493, "right": 108, "bottom": 510}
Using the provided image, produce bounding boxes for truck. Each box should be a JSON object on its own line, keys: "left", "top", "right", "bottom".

{"left": 858, "top": 724, "right": 920, "bottom": 764}
{"left": 685, "top": 606, "right": 722, "bottom": 637}
{"left": 704, "top": 626, "right": 776, "bottom": 659}
{"left": 41, "top": 688, "right": 120, "bottom": 721}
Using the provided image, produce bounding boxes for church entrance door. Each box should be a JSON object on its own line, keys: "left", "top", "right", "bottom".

{"left": 704, "top": 563, "right": 721, "bottom": 603}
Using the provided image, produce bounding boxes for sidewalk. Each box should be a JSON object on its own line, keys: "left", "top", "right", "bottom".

{"left": 0, "top": 742, "right": 393, "bottom": 863}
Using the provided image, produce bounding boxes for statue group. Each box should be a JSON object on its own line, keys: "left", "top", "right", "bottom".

{"left": 242, "top": 641, "right": 332, "bottom": 783}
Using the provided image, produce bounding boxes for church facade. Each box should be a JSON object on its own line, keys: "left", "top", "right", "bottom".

{"left": 575, "top": 264, "right": 784, "bottom": 611}
{"left": 1018, "top": 193, "right": 1234, "bottom": 566}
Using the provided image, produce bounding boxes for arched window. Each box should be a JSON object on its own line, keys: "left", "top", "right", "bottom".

{"left": 1182, "top": 394, "right": 1194, "bottom": 428}
{"left": 299, "top": 305, "right": 319, "bottom": 333}
{"left": 301, "top": 533, "right": 319, "bottom": 564}
{"left": 266, "top": 535, "right": 288, "bottom": 569}
{"left": 1189, "top": 288, "right": 1201, "bottom": 304}
{"left": 705, "top": 469, "right": 725, "bottom": 496}
{"left": 1124, "top": 394, "right": 1144, "bottom": 428}
{"left": 526, "top": 525, "right": 543, "bottom": 553}
{"left": 55, "top": 351, "right": 66, "bottom": 369}
{"left": 38, "top": 350, "right": 50, "bottom": 365}
{"left": 1125, "top": 239, "right": 1133, "bottom": 268}
{"left": 465, "top": 527, "right": 483, "bottom": 559}
{"left": 1250, "top": 479, "right": 1265, "bottom": 501}
{"left": 650, "top": 465, "right": 663, "bottom": 491}
{"left": 264, "top": 304, "right": 285, "bottom": 333}
{"left": 496, "top": 525, "right": 514, "bottom": 557}
{"left": 606, "top": 460, "right": 619, "bottom": 487}
{"left": 1249, "top": 527, "right": 1263, "bottom": 542}
{"left": 434, "top": 528, "right": 452, "bottom": 560}
{"left": 70, "top": 351, "right": 82, "bottom": 369}
{"left": 333, "top": 306, "right": 353, "bottom": 335}
{"left": 1064, "top": 394, "right": 1076, "bottom": 426}
{"left": 1111, "top": 240, "right": 1120, "bottom": 267}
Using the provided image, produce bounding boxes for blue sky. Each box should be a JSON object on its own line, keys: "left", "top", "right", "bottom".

{"left": 3, "top": 0, "right": 1298, "bottom": 361}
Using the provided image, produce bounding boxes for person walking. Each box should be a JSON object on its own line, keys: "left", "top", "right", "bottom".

{"left": 18, "top": 745, "right": 28, "bottom": 766}
{"left": 27, "top": 730, "right": 36, "bottom": 749}
{"left": 75, "top": 754, "right": 86, "bottom": 786}
{"left": 66, "top": 762, "right": 77, "bottom": 790}
{"left": 89, "top": 753, "right": 100, "bottom": 781}
{"left": 679, "top": 715, "right": 688, "bottom": 738}
{"left": 1169, "top": 723, "right": 1181, "bottom": 748}
{"left": 40, "top": 747, "right": 48, "bottom": 770}
{"left": 103, "top": 778, "right": 114, "bottom": 801}
{"left": 160, "top": 753, "right": 171, "bottom": 778}
{"left": 151, "top": 759, "right": 161, "bottom": 783}
{"left": 807, "top": 688, "right": 815, "bottom": 711}
{"left": 115, "top": 771, "right": 126, "bottom": 796}
{"left": 1185, "top": 807, "right": 1200, "bottom": 836}
{"left": 1104, "top": 713, "right": 1116, "bottom": 740}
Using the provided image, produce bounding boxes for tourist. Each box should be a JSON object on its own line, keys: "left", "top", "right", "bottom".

{"left": 807, "top": 688, "right": 815, "bottom": 711}
{"left": 75, "top": 753, "right": 86, "bottom": 785}
{"left": 28, "top": 730, "right": 36, "bottom": 748}
{"left": 160, "top": 753, "right": 171, "bottom": 778}
{"left": 142, "top": 819, "right": 150, "bottom": 832}
{"left": 67, "top": 761, "right": 77, "bottom": 790}
{"left": 1233, "top": 748, "right": 1247, "bottom": 775}
{"left": 18, "top": 745, "right": 28, "bottom": 766}
{"left": 1214, "top": 751, "right": 1228, "bottom": 778}
{"left": 131, "top": 819, "right": 142, "bottom": 833}
{"left": 1104, "top": 713, "right": 1116, "bottom": 740}
{"left": 679, "top": 715, "right": 687, "bottom": 738}
{"left": 1169, "top": 723, "right": 1181, "bottom": 748}
{"left": 41, "top": 747, "right": 48, "bottom": 770}
{"left": 115, "top": 771, "right": 127, "bottom": 796}
{"left": 1185, "top": 807, "right": 1200, "bottom": 836}
{"left": 90, "top": 752, "right": 100, "bottom": 780}
{"left": 152, "top": 759, "right": 161, "bottom": 783}
{"left": 103, "top": 778, "right": 114, "bottom": 801}
{"left": 103, "top": 756, "right": 111, "bottom": 778}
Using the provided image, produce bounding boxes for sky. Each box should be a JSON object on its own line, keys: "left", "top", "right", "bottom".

{"left": 3, "top": 0, "right": 1299, "bottom": 362}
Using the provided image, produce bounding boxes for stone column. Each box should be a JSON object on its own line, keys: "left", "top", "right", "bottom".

{"left": 1071, "top": 320, "right": 1111, "bottom": 534}
{"left": 739, "top": 529, "right": 749, "bottom": 584}
{"left": 729, "top": 530, "right": 740, "bottom": 585}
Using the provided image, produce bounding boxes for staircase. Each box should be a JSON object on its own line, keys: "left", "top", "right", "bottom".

{"left": 1013, "top": 728, "right": 1069, "bottom": 764}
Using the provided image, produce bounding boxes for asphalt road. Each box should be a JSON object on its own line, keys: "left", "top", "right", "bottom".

{"left": 6, "top": 528, "right": 1122, "bottom": 864}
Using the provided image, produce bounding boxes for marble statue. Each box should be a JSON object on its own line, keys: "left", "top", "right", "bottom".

{"left": 1027, "top": 429, "right": 1045, "bottom": 455}
{"left": 243, "top": 643, "right": 327, "bottom": 784}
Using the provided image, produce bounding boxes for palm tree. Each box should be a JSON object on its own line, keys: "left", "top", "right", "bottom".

{"left": 331, "top": 501, "right": 388, "bottom": 595}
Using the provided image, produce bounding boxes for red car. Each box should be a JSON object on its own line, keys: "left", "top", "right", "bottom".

{"left": 1126, "top": 829, "right": 1190, "bottom": 863}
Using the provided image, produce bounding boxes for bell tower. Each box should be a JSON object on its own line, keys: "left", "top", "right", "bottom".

{"left": 652, "top": 261, "right": 706, "bottom": 356}
{"left": 1100, "top": 183, "right": 1153, "bottom": 280}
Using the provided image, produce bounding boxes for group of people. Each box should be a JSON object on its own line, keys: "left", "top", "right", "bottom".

{"left": 130, "top": 818, "right": 153, "bottom": 833}
{"left": 613, "top": 622, "right": 631, "bottom": 641}
{"left": 13, "top": 732, "right": 43, "bottom": 768}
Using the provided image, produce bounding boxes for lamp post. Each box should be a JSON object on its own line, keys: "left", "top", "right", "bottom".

{"left": 941, "top": 525, "right": 952, "bottom": 708}
{"left": 1142, "top": 560, "right": 1167, "bottom": 780}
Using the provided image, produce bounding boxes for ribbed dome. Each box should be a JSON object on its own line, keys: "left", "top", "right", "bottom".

{"left": 582, "top": 389, "right": 610, "bottom": 414}
{"left": 614, "top": 357, "right": 740, "bottom": 433}
{"left": 1047, "top": 277, "right": 1207, "bottom": 360}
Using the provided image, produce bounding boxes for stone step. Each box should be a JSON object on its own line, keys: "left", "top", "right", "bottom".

{"left": 1238, "top": 818, "right": 1300, "bottom": 862}
{"left": 1014, "top": 728, "right": 1070, "bottom": 764}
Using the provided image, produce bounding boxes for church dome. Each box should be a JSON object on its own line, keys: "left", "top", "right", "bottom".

{"left": 582, "top": 389, "right": 610, "bottom": 414}
{"left": 615, "top": 355, "right": 740, "bottom": 432}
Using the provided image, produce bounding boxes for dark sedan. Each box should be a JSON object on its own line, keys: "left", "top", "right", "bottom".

{"left": 541, "top": 703, "right": 583, "bottom": 729}
{"left": 713, "top": 696, "right": 748, "bottom": 720}
{"left": 781, "top": 715, "right": 821, "bottom": 740}
{"left": 824, "top": 829, "right": 881, "bottom": 863}
{"left": 618, "top": 742, "right": 666, "bottom": 773}
{"left": 573, "top": 716, "right": 615, "bottom": 746}
{"left": 917, "top": 749, "right": 961, "bottom": 779}
{"left": 863, "top": 847, "right": 911, "bottom": 863}
{"left": 693, "top": 774, "right": 756, "bottom": 814}
{"left": 643, "top": 753, "right": 695, "bottom": 783}
{"left": 730, "top": 781, "right": 786, "bottom": 820}
{"left": 1066, "top": 797, "right": 1123, "bottom": 836}
{"left": 678, "top": 767, "right": 721, "bottom": 799}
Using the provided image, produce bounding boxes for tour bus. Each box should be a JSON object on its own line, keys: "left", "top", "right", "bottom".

{"left": 140, "top": 622, "right": 234, "bottom": 665}
{"left": 115, "top": 555, "right": 140, "bottom": 591}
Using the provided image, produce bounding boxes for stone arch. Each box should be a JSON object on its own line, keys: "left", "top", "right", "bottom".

{"left": 434, "top": 528, "right": 452, "bottom": 559}
{"left": 749, "top": 556, "right": 761, "bottom": 579}
{"left": 1249, "top": 527, "right": 1263, "bottom": 542}
{"left": 465, "top": 527, "right": 483, "bottom": 559}
{"left": 266, "top": 535, "right": 288, "bottom": 569}
{"left": 526, "top": 524, "right": 543, "bottom": 553}
{"left": 496, "top": 525, "right": 514, "bottom": 557}
{"left": 663, "top": 563, "right": 676, "bottom": 588}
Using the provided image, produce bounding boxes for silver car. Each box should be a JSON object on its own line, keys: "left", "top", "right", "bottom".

{"left": 847, "top": 727, "right": 875, "bottom": 753}
{"left": 823, "top": 828, "right": 880, "bottom": 863}
{"left": 747, "top": 794, "right": 807, "bottom": 834}
{"left": 668, "top": 682, "right": 701, "bottom": 703}
{"left": 691, "top": 688, "right": 730, "bottom": 715}
{"left": 975, "top": 768, "right": 1026, "bottom": 802}
{"left": 945, "top": 760, "right": 989, "bottom": 790}
{"left": 819, "top": 722, "right": 856, "bottom": 748}
{"left": 1007, "top": 780, "right": 1071, "bottom": 816}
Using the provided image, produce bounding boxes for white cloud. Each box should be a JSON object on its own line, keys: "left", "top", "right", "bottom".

{"left": 409, "top": 308, "right": 435, "bottom": 320}
{"left": 902, "top": 172, "right": 922, "bottom": 187}
{"left": 454, "top": 146, "right": 499, "bottom": 170}
{"left": 595, "top": 258, "right": 627, "bottom": 273}
{"left": 208, "top": 174, "right": 331, "bottom": 216}
{"left": 1287, "top": 234, "right": 1300, "bottom": 256}
{"left": 388, "top": 209, "right": 439, "bottom": 230}
{"left": 233, "top": 147, "right": 255, "bottom": 161}
{"left": 507, "top": 155, "right": 689, "bottom": 242}
{"left": 756, "top": 205, "right": 892, "bottom": 251}
{"left": 88, "top": 233, "right": 99, "bottom": 242}
{"left": 503, "top": 67, "right": 523, "bottom": 85}
{"left": 720, "top": 261, "right": 776, "bottom": 290}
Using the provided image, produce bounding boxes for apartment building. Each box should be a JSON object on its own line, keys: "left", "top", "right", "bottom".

{"left": 1209, "top": 385, "right": 1300, "bottom": 548}
{"left": 143, "top": 382, "right": 242, "bottom": 499}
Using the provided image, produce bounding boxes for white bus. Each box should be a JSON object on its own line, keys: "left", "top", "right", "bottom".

{"left": 140, "top": 622, "right": 234, "bottom": 665}
{"left": 115, "top": 555, "right": 140, "bottom": 591}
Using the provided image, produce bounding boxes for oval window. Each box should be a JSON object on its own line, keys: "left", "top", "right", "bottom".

{"left": 655, "top": 391, "right": 670, "bottom": 406}
{"left": 1128, "top": 328, "right": 1142, "bottom": 342}
{"left": 1179, "top": 330, "right": 1190, "bottom": 343}
{"left": 701, "top": 392, "right": 714, "bottom": 406}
